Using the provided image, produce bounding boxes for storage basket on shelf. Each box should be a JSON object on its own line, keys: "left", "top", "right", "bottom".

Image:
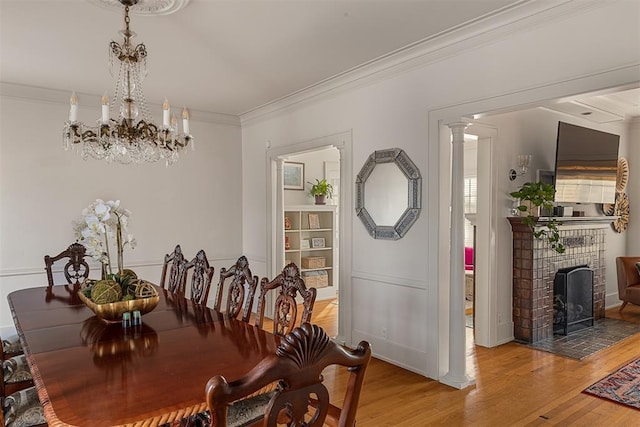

{"left": 301, "top": 256, "right": 325, "bottom": 269}
{"left": 303, "top": 270, "right": 329, "bottom": 288}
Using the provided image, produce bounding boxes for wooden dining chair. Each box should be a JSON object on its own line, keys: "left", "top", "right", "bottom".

{"left": 255, "top": 263, "right": 317, "bottom": 337}
{"left": 44, "top": 242, "right": 90, "bottom": 290}
{"left": 183, "top": 249, "right": 215, "bottom": 305}
{"left": 159, "top": 244, "right": 188, "bottom": 295}
{"left": 206, "top": 323, "right": 372, "bottom": 427}
{"left": 214, "top": 256, "right": 258, "bottom": 322}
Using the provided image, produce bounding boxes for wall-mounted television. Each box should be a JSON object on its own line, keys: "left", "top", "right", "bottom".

{"left": 554, "top": 122, "right": 619, "bottom": 204}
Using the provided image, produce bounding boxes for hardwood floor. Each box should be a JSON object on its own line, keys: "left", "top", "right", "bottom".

{"left": 311, "top": 299, "right": 640, "bottom": 426}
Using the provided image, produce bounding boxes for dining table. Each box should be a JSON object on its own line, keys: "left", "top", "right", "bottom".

{"left": 8, "top": 284, "right": 280, "bottom": 427}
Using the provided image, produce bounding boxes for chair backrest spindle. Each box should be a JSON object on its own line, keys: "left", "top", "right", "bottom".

{"left": 183, "top": 249, "right": 215, "bottom": 305}
{"left": 44, "top": 243, "right": 90, "bottom": 289}
{"left": 159, "top": 245, "right": 188, "bottom": 295}
{"left": 255, "top": 263, "right": 316, "bottom": 337}
{"left": 214, "top": 256, "right": 258, "bottom": 322}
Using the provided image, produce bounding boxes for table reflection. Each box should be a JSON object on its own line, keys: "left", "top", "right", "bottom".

{"left": 162, "top": 288, "right": 272, "bottom": 357}
{"left": 81, "top": 316, "right": 159, "bottom": 365}
{"left": 45, "top": 283, "right": 83, "bottom": 306}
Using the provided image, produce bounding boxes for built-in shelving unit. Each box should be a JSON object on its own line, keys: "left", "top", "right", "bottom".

{"left": 284, "top": 205, "right": 337, "bottom": 300}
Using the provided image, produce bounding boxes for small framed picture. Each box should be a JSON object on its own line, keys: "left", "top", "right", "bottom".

{"left": 312, "top": 237, "right": 325, "bottom": 248}
{"left": 283, "top": 162, "right": 304, "bottom": 190}
{"left": 300, "top": 239, "right": 310, "bottom": 249}
{"left": 308, "top": 213, "right": 320, "bottom": 229}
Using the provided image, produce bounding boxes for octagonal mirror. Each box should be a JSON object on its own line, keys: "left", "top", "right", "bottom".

{"left": 355, "top": 148, "right": 421, "bottom": 240}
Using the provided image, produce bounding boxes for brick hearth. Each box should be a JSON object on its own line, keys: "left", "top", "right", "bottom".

{"left": 508, "top": 217, "right": 609, "bottom": 343}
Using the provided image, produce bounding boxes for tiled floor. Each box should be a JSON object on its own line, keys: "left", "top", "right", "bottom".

{"left": 526, "top": 318, "right": 639, "bottom": 359}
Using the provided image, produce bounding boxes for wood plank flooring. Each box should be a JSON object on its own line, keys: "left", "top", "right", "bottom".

{"left": 310, "top": 299, "right": 640, "bottom": 426}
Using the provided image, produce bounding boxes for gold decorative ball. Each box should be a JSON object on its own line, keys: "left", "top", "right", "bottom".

{"left": 135, "top": 281, "right": 156, "bottom": 299}
{"left": 90, "top": 279, "right": 122, "bottom": 304}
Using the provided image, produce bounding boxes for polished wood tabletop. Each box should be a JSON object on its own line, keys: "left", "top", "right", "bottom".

{"left": 8, "top": 285, "right": 280, "bottom": 427}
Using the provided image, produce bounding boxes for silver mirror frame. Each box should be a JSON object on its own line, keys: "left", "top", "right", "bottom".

{"left": 355, "top": 148, "right": 421, "bottom": 240}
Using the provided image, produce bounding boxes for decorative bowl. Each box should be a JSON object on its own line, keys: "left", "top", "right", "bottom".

{"left": 78, "top": 280, "right": 160, "bottom": 323}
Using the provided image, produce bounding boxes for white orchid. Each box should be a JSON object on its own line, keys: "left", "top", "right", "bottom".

{"left": 75, "top": 199, "right": 135, "bottom": 275}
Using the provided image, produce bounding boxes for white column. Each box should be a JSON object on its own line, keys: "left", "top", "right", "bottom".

{"left": 275, "top": 158, "right": 285, "bottom": 275}
{"left": 441, "top": 121, "right": 475, "bottom": 389}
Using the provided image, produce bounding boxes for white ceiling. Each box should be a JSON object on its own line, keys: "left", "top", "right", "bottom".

{"left": 1, "top": 0, "right": 520, "bottom": 116}
{"left": 2, "top": 0, "right": 638, "bottom": 121}
{"left": 542, "top": 88, "right": 640, "bottom": 124}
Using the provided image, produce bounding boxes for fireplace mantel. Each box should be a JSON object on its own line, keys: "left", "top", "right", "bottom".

{"left": 508, "top": 216, "right": 617, "bottom": 226}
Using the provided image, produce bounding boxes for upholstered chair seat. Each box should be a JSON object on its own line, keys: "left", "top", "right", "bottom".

{"left": 1, "top": 386, "right": 46, "bottom": 427}
{"left": 2, "top": 354, "right": 34, "bottom": 397}
{"left": 160, "top": 392, "right": 275, "bottom": 427}
{"left": 225, "top": 392, "right": 276, "bottom": 427}
{"left": 1, "top": 335, "right": 23, "bottom": 361}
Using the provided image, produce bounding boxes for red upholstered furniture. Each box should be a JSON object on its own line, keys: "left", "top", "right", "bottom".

{"left": 465, "top": 246, "right": 474, "bottom": 271}
{"left": 616, "top": 256, "right": 640, "bottom": 312}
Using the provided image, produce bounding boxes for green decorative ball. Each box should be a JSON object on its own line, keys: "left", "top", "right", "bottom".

{"left": 121, "top": 269, "right": 137, "bottom": 280}
{"left": 90, "top": 279, "right": 122, "bottom": 304}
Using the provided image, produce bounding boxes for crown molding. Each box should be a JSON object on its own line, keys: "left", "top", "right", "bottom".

{"left": 0, "top": 82, "right": 240, "bottom": 127}
{"left": 239, "top": 0, "right": 605, "bottom": 125}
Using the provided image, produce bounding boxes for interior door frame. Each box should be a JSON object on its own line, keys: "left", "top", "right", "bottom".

{"left": 265, "top": 130, "right": 353, "bottom": 346}
{"left": 431, "top": 66, "right": 639, "bottom": 374}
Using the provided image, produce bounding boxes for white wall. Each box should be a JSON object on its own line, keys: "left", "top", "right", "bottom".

{"left": 0, "top": 93, "right": 244, "bottom": 329}
{"left": 284, "top": 148, "right": 340, "bottom": 206}
{"left": 627, "top": 119, "right": 640, "bottom": 254}
{"left": 241, "top": 0, "right": 640, "bottom": 379}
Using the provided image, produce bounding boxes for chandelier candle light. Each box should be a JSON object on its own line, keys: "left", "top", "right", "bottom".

{"left": 63, "top": 0, "right": 193, "bottom": 166}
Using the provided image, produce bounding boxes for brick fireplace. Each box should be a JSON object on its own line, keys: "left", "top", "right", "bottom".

{"left": 508, "top": 218, "right": 610, "bottom": 343}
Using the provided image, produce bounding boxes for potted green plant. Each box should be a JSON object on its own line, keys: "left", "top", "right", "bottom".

{"left": 510, "top": 181, "right": 565, "bottom": 254}
{"left": 308, "top": 178, "right": 334, "bottom": 205}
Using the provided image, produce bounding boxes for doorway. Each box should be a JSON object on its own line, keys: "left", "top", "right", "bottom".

{"left": 283, "top": 148, "right": 340, "bottom": 305}
{"left": 265, "top": 131, "right": 353, "bottom": 344}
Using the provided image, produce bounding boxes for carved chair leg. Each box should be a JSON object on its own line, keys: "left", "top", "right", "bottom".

{"left": 619, "top": 301, "right": 628, "bottom": 312}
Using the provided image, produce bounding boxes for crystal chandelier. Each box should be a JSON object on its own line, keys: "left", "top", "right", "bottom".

{"left": 62, "top": 0, "right": 193, "bottom": 166}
